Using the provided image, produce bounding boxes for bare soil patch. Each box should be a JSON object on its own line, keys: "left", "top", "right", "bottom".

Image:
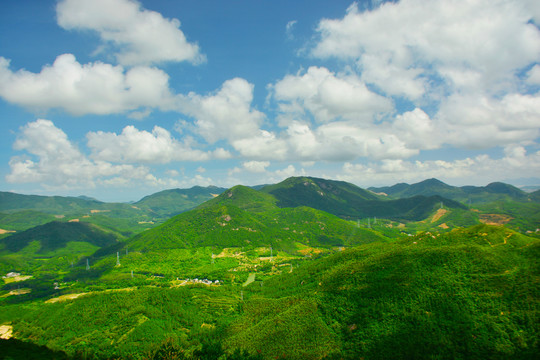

{"left": 0, "top": 325, "right": 13, "bottom": 339}
{"left": 431, "top": 208, "right": 448, "bottom": 223}
{"left": 479, "top": 214, "right": 513, "bottom": 225}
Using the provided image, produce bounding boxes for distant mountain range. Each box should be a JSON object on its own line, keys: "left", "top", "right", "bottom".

{"left": 368, "top": 178, "right": 532, "bottom": 203}
{"left": 1, "top": 177, "right": 538, "bottom": 244}
{"left": 0, "top": 186, "right": 227, "bottom": 234}
{"left": 133, "top": 185, "right": 226, "bottom": 217}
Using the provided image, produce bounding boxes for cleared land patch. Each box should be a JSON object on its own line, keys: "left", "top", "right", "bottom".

{"left": 479, "top": 214, "right": 513, "bottom": 225}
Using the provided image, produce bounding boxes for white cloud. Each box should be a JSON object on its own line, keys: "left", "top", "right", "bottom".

{"left": 56, "top": 0, "right": 204, "bottom": 66}
{"left": 275, "top": 165, "right": 302, "bottom": 179}
{"left": 392, "top": 108, "right": 438, "bottom": 150}
{"left": 312, "top": 0, "right": 540, "bottom": 99}
{"left": 526, "top": 65, "right": 540, "bottom": 85}
{"left": 272, "top": 66, "right": 392, "bottom": 122}
{"left": 286, "top": 20, "right": 297, "bottom": 40}
{"left": 6, "top": 120, "right": 155, "bottom": 188}
{"left": 87, "top": 125, "right": 215, "bottom": 163}
{"left": 231, "top": 130, "right": 288, "bottom": 160}
{"left": 243, "top": 161, "right": 270, "bottom": 173}
{"left": 436, "top": 92, "right": 540, "bottom": 148}
{"left": 0, "top": 54, "right": 175, "bottom": 115}
{"left": 178, "top": 78, "right": 265, "bottom": 143}
{"left": 340, "top": 145, "right": 540, "bottom": 186}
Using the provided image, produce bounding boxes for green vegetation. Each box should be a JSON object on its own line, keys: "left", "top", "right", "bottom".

{"left": 128, "top": 186, "right": 387, "bottom": 252}
{"left": 262, "top": 177, "right": 467, "bottom": 221}
{"left": 369, "top": 178, "right": 530, "bottom": 204}
{"left": 0, "top": 178, "right": 538, "bottom": 359}
{"left": 134, "top": 185, "right": 226, "bottom": 217}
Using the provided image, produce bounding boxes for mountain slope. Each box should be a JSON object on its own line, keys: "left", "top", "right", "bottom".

{"left": 134, "top": 185, "right": 226, "bottom": 217}
{"left": 0, "top": 221, "right": 120, "bottom": 254}
{"left": 262, "top": 177, "right": 466, "bottom": 221}
{"left": 230, "top": 224, "right": 539, "bottom": 359}
{"left": 128, "top": 185, "right": 385, "bottom": 252}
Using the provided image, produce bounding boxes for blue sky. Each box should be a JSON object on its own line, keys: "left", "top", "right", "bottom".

{"left": 1, "top": 0, "right": 539, "bottom": 202}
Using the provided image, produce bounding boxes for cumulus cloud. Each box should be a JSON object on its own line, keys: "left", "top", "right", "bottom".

{"left": 6, "top": 120, "right": 154, "bottom": 188}
{"left": 305, "top": 0, "right": 540, "bottom": 153}
{"left": 56, "top": 0, "right": 205, "bottom": 66}
{"left": 312, "top": 0, "right": 540, "bottom": 98}
{"left": 272, "top": 66, "right": 392, "bottom": 123}
{"left": 0, "top": 54, "right": 175, "bottom": 115}
{"left": 242, "top": 161, "right": 270, "bottom": 173}
{"left": 436, "top": 92, "right": 540, "bottom": 148}
{"left": 177, "top": 78, "right": 265, "bottom": 143}
{"left": 86, "top": 125, "right": 225, "bottom": 163}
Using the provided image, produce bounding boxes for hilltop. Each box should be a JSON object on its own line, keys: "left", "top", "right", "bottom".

{"left": 261, "top": 176, "right": 467, "bottom": 221}
{"left": 127, "top": 185, "right": 385, "bottom": 252}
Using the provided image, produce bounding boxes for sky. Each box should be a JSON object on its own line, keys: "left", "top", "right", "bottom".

{"left": 1, "top": 0, "right": 540, "bottom": 202}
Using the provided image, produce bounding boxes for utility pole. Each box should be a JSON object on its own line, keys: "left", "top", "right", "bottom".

{"left": 116, "top": 252, "right": 120, "bottom": 266}
{"left": 368, "top": 217, "right": 371, "bottom": 228}
{"left": 131, "top": 270, "right": 133, "bottom": 279}
{"left": 86, "top": 258, "right": 90, "bottom": 270}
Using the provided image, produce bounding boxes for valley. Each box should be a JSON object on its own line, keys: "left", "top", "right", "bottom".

{"left": 0, "top": 177, "right": 539, "bottom": 359}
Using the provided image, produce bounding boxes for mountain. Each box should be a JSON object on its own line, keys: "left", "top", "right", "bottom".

{"left": 369, "top": 178, "right": 530, "bottom": 203}
{"left": 229, "top": 224, "right": 539, "bottom": 359}
{"left": 134, "top": 185, "right": 226, "bottom": 217}
{"left": 127, "top": 185, "right": 385, "bottom": 252}
{"left": 0, "top": 191, "right": 104, "bottom": 214}
{"left": 0, "top": 210, "right": 57, "bottom": 232}
{"left": 0, "top": 221, "right": 120, "bottom": 254}
{"left": 261, "top": 176, "right": 466, "bottom": 221}
{"left": 0, "top": 187, "right": 226, "bottom": 236}
{"left": 529, "top": 189, "right": 540, "bottom": 202}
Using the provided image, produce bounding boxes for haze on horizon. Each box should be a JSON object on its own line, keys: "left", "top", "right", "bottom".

{"left": 1, "top": 0, "right": 539, "bottom": 202}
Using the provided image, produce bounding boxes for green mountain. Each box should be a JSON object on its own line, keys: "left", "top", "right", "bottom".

{"left": 230, "top": 224, "right": 539, "bottom": 359}
{"left": 0, "top": 191, "right": 105, "bottom": 214}
{"left": 261, "top": 176, "right": 466, "bottom": 221}
{"left": 0, "top": 210, "right": 57, "bottom": 232}
{"left": 2, "top": 224, "right": 537, "bottom": 359}
{"left": 369, "top": 178, "right": 529, "bottom": 203}
{"left": 128, "top": 185, "right": 385, "bottom": 252}
{"left": 134, "top": 185, "right": 226, "bottom": 217}
{"left": 530, "top": 189, "right": 540, "bottom": 202}
{"left": 0, "top": 221, "right": 120, "bottom": 254}
{"left": 0, "top": 187, "right": 225, "bottom": 236}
